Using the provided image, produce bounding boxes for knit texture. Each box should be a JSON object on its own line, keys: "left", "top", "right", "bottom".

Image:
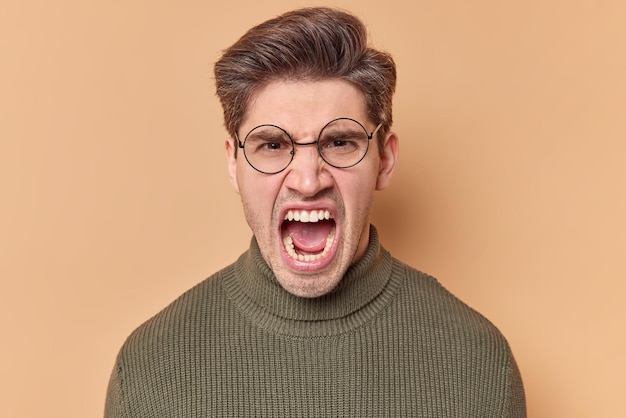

{"left": 105, "top": 226, "right": 526, "bottom": 417}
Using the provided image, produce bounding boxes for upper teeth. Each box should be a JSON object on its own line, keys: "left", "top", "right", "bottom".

{"left": 284, "top": 209, "right": 331, "bottom": 223}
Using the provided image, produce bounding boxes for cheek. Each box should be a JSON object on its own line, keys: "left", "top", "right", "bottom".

{"left": 235, "top": 161, "right": 259, "bottom": 195}
{"left": 237, "top": 169, "right": 283, "bottom": 212}
{"left": 337, "top": 171, "right": 378, "bottom": 211}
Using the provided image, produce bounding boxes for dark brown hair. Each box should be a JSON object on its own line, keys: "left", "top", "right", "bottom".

{"left": 214, "top": 7, "right": 396, "bottom": 150}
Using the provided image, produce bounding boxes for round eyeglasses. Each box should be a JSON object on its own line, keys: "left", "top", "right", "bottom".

{"left": 235, "top": 117, "right": 383, "bottom": 174}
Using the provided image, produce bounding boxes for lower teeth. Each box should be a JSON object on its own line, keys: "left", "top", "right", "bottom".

{"left": 283, "top": 230, "right": 335, "bottom": 262}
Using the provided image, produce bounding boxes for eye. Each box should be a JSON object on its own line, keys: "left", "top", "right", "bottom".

{"left": 260, "top": 141, "right": 286, "bottom": 151}
{"left": 319, "top": 131, "right": 364, "bottom": 154}
{"left": 245, "top": 127, "right": 292, "bottom": 155}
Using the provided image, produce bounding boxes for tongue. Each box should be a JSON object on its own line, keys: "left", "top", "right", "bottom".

{"left": 284, "top": 220, "right": 333, "bottom": 252}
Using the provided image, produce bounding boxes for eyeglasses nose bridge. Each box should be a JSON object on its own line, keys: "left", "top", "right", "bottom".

{"left": 290, "top": 139, "right": 322, "bottom": 161}
{"left": 292, "top": 139, "right": 319, "bottom": 149}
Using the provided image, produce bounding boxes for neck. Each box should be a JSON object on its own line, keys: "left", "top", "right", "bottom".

{"left": 222, "top": 225, "right": 397, "bottom": 336}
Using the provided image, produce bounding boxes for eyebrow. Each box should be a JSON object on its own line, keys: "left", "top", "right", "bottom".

{"left": 246, "top": 129, "right": 290, "bottom": 141}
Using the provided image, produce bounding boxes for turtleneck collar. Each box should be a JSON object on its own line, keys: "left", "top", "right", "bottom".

{"left": 223, "top": 225, "right": 399, "bottom": 336}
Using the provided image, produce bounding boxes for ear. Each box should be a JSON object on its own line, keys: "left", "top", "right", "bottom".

{"left": 375, "top": 131, "right": 399, "bottom": 191}
{"left": 225, "top": 138, "right": 240, "bottom": 194}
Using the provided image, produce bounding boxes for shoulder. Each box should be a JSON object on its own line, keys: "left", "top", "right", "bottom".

{"left": 390, "top": 257, "right": 513, "bottom": 350}
{"left": 105, "top": 263, "right": 241, "bottom": 416}
{"left": 119, "top": 262, "right": 237, "bottom": 357}
{"left": 387, "top": 258, "right": 526, "bottom": 417}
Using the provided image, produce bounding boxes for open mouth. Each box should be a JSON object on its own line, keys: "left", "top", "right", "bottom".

{"left": 281, "top": 209, "right": 336, "bottom": 262}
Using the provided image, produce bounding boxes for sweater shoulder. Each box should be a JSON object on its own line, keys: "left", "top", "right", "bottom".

{"left": 105, "top": 263, "right": 239, "bottom": 417}
{"left": 391, "top": 258, "right": 513, "bottom": 347}
{"left": 120, "top": 262, "right": 236, "bottom": 353}
{"left": 387, "top": 258, "right": 526, "bottom": 416}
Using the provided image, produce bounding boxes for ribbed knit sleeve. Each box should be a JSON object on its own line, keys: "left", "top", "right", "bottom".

{"left": 103, "top": 356, "right": 123, "bottom": 417}
{"left": 504, "top": 354, "right": 527, "bottom": 416}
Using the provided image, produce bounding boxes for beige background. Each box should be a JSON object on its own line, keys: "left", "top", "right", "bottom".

{"left": 1, "top": 0, "right": 624, "bottom": 417}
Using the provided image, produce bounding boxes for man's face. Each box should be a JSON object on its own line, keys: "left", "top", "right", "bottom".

{"left": 226, "top": 79, "right": 398, "bottom": 298}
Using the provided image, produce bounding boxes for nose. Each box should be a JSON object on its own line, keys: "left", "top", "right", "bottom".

{"left": 283, "top": 142, "right": 333, "bottom": 197}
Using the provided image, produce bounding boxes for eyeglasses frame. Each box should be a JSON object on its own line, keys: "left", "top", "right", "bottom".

{"left": 235, "top": 117, "right": 383, "bottom": 174}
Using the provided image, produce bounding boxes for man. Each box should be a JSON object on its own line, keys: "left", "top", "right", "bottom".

{"left": 105, "top": 7, "right": 526, "bottom": 417}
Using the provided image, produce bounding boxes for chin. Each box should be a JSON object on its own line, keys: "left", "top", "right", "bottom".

{"left": 276, "top": 273, "right": 342, "bottom": 298}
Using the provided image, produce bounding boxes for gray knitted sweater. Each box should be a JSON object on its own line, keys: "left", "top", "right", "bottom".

{"left": 105, "top": 226, "right": 526, "bottom": 417}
